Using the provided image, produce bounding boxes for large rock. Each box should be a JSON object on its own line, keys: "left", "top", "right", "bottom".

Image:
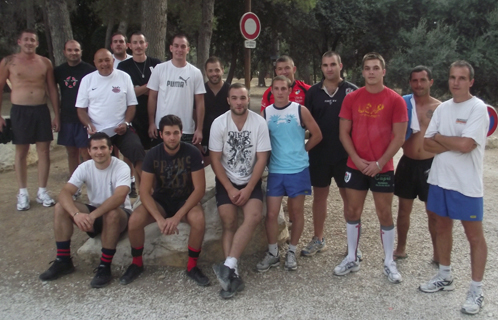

{"left": 77, "top": 166, "right": 289, "bottom": 267}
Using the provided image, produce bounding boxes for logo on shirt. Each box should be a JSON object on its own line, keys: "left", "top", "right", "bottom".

{"left": 167, "top": 76, "right": 190, "bottom": 88}
{"left": 295, "top": 89, "right": 301, "bottom": 95}
{"left": 64, "top": 76, "right": 78, "bottom": 88}
{"left": 324, "top": 99, "right": 337, "bottom": 105}
{"left": 112, "top": 86, "right": 121, "bottom": 93}
{"left": 456, "top": 118, "right": 467, "bottom": 124}
{"left": 345, "top": 88, "right": 354, "bottom": 95}
{"left": 344, "top": 171, "right": 351, "bottom": 183}
{"left": 358, "top": 103, "right": 384, "bottom": 118}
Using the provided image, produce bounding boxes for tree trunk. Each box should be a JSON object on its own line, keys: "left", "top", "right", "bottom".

{"left": 197, "top": 0, "right": 215, "bottom": 79}
{"left": 44, "top": 0, "right": 73, "bottom": 66}
{"left": 105, "top": 17, "right": 114, "bottom": 49}
{"left": 117, "top": 0, "right": 130, "bottom": 36}
{"left": 25, "top": 0, "right": 35, "bottom": 29}
{"left": 142, "top": 0, "right": 167, "bottom": 60}
{"left": 42, "top": 5, "right": 54, "bottom": 65}
{"left": 226, "top": 42, "right": 238, "bottom": 84}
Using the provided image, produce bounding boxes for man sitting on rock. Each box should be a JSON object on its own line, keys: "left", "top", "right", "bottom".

{"left": 120, "top": 115, "right": 210, "bottom": 286}
{"left": 211, "top": 83, "right": 271, "bottom": 299}
{"left": 39, "top": 132, "right": 131, "bottom": 288}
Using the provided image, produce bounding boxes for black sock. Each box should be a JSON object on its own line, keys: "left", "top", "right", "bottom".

{"left": 56, "top": 240, "right": 71, "bottom": 262}
{"left": 100, "top": 248, "right": 116, "bottom": 268}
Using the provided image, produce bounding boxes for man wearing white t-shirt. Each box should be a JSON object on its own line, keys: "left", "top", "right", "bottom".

{"left": 147, "top": 33, "right": 205, "bottom": 147}
{"left": 110, "top": 32, "right": 132, "bottom": 69}
{"left": 210, "top": 83, "right": 271, "bottom": 299}
{"left": 76, "top": 48, "right": 145, "bottom": 185}
{"left": 39, "top": 132, "right": 131, "bottom": 288}
{"left": 420, "top": 60, "right": 489, "bottom": 315}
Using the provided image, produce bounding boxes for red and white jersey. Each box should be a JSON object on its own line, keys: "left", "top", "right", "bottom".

{"left": 260, "top": 80, "right": 310, "bottom": 112}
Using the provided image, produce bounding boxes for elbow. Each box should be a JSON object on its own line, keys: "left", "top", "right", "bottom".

{"left": 460, "top": 142, "right": 477, "bottom": 154}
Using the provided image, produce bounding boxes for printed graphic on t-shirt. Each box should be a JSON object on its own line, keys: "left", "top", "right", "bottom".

{"left": 358, "top": 103, "right": 385, "bottom": 118}
{"left": 64, "top": 76, "right": 78, "bottom": 88}
{"left": 227, "top": 130, "right": 254, "bottom": 177}
{"left": 269, "top": 113, "right": 298, "bottom": 126}
{"left": 153, "top": 155, "right": 193, "bottom": 198}
{"left": 167, "top": 76, "right": 190, "bottom": 88}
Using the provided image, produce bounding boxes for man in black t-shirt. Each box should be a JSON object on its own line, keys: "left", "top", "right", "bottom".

{"left": 117, "top": 32, "right": 161, "bottom": 150}
{"left": 201, "top": 56, "right": 230, "bottom": 166}
{"left": 301, "top": 51, "right": 358, "bottom": 257}
{"left": 120, "top": 115, "right": 210, "bottom": 287}
{"left": 54, "top": 40, "right": 96, "bottom": 178}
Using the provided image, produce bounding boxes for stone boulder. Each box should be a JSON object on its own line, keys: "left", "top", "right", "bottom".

{"left": 77, "top": 166, "right": 289, "bottom": 267}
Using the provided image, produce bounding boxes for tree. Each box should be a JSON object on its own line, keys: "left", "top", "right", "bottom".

{"left": 44, "top": 0, "right": 73, "bottom": 65}
{"left": 197, "top": 0, "right": 216, "bottom": 78}
{"left": 142, "top": 0, "right": 167, "bottom": 60}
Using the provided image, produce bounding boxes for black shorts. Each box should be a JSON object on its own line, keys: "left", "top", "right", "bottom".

{"left": 10, "top": 104, "right": 53, "bottom": 144}
{"left": 215, "top": 178, "right": 264, "bottom": 206}
{"left": 131, "top": 117, "right": 155, "bottom": 150}
{"left": 152, "top": 196, "right": 187, "bottom": 218}
{"left": 110, "top": 128, "right": 145, "bottom": 165}
{"left": 85, "top": 204, "right": 131, "bottom": 238}
{"left": 394, "top": 155, "right": 433, "bottom": 201}
{"left": 344, "top": 167, "right": 395, "bottom": 193}
{"left": 309, "top": 159, "right": 348, "bottom": 188}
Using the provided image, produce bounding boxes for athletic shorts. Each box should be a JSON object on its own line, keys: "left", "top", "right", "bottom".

{"left": 110, "top": 128, "right": 145, "bottom": 165}
{"left": 344, "top": 167, "right": 394, "bottom": 193}
{"left": 152, "top": 196, "right": 187, "bottom": 218}
{"left": 57, "top": 122, "right": 88, "bottom": 148}
{"left": 427, "top": 185, "right": 483, "bottom": 221}
{"left": 266, "top": 168, "right": 312, "bottom": 198}
{"left": 215, "top": 178, "right": 263, "bottom": 206}
{"left": 131, "top": 117, "right": 154, "bottom": 150}
{"left": 85, "top": 204, "right": 131, "bottom": 238}
{"left": 394, "top": 156, "right": 433, "bottom": 201}
{"left": 309, "top": 158, "right": 348, "bottom": 188}
{"left": 10, "top": 104, "right": 53, "bottom": 144}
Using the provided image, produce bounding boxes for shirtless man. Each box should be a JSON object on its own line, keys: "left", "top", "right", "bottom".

{"left": 0, "top": 29, "right": 60, "bottom": 211}
{"left": 393, "top": 66, "right": 441, "bottom": 263}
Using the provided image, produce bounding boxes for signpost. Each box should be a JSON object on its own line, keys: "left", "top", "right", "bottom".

{"left": 240, "top": 7, "right": 261, "bottom": 90}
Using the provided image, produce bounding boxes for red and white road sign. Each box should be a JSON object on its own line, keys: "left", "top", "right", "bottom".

{"left": 488, "top": 105, "right": 497, "bottom": 136}
{"left": 240, "top": 12, "right": 261, "bottom": 40}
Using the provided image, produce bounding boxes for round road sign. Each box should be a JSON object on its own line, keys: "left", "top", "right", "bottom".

{"left": 240, "top": 12, "right": 261, "bottom": 40}
{"left": 488, "top": 105, "right": 497, "bottom": 136}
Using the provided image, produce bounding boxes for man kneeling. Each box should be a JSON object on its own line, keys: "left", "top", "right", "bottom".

{"left": 120, "top": 115, "right": 210, "bottom": 286}
{"left": 39, "top": 132, "right": 131, "bottom": 288}
{"left": 210, "top": 83, "right": 271, "bottom": 298}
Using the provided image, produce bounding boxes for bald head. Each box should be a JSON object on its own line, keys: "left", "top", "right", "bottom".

{"left": 63, "top": 40, "right": 82, "bottom": 66}
{"left": 94, "top": 49, "right": 114, "bottom": 76}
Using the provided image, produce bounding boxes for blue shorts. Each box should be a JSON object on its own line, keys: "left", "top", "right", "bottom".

{"left": 266, "top": 168, "right": 312, "bottom": 198}
{"left": 427, "top": 184, "right": 483, "bottom": 221}
{"left": 57, "top": 122, "right": 88, "bottom": 148}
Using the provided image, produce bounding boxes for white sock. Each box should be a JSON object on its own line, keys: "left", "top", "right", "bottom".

{"left": 381, "top": 225, "right": 395, "bottom": 265}
{"left": 470, "top": 280, "right": 482, "bottom": 293}
{"left": 38, "top": 187, "right": 47, "bottom": 195}
{"left": 346, "top": 221, "right": 360, "bottom": 261}
{"left": 19, "top": 188, "right": 28, "bottom": 196}
{"left": 438, "top": 264, "right": 451, "bottom": 279}
{"left": 288, "top": 244, "right": 297, "bottom": 254}
{"left": 268, "top": 243, "right": 278, "bottom": 256}
{"left": 131, "top": 176, "right": 135, "bottom": 183}
{"left": 224, "top": 256, "right": 237, "bottom": 270}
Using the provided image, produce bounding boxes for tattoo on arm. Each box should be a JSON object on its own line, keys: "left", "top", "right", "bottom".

{"left": 3, "top": 55, "right": 13, "bottom": 66}
{"left": 426, "top": 109, "right": 434, "bottom": 119}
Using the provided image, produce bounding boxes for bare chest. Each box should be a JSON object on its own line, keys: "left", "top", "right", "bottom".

{"left": 9, "top": 58, "right": 47, "bottom": 85}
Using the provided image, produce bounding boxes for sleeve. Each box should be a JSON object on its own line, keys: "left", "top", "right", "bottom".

{"left": 194, "top": 69, "right": 207, "bottom": 95}
{"left": 75, "top": 75, "right": 90, "bottom": 108}
{"left": 462, "top": 103, "right": 490, "bottom": 146}
{"left": 260, "top": 88, "right": 272, "bottom": 112}
{"left": 256, "top": 117, "right": 272, "bottom": 152}
{"left": 392, "top": 94, "right": 409, "bottom": 123}
{"left": 147, "top": 64, "right": 161, "bottom": 91}
{"left": 424, "top": 107, "right": 441, "bottom": 138}
{"left": 339, "top": 93, "right": 353, "bottom": 120}
{"left": 141, "top": 149, "right": 156, "bottom": 174}
{"left": 190, "top": 146, "right": 204, "bottom": 172}
{"left": 114, "top": 160, "right": 132, "bottom": 188}
{"left": 67, "top": 162, "right": 86, "bottom": 188}
{"left": 208, "top": 115, "right": 225, "bottom": 152}
{"left": 125, "top": 74, "right": 138, "bottom": 106}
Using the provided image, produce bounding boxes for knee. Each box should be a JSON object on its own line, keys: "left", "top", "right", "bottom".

{"left": 104, "top": 209, "right": 121, "bottom": 226}
{"left": 466, "top": 230, "right": 485, "bottom": 246}
{"left": 188, "top": 209, "right": 205, "bottom": 230}
{"left": 54, "top": 202, "right": 67, "bottom": 219}
{"left": 246, "top": 210, "right": 263, "bottom": 225}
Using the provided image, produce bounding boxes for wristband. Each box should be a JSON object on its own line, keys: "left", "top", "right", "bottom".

{"left": 73, "top": 212, "right": 79, "bottom": 217}
{"left": 375, "top": 162, "right": 382, "bottom": 170}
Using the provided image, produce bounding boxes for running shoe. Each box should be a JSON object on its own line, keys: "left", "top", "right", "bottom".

{"left": 301, "top": 237, "right": 326, "bottom": 257}
{"left": 186, "top": 266, "right": 210, "bottom": 286}
{"left": 334, "top": 256, "right": 360, "bottom": 276}
{"left": 36, "top": 191, "right": 55, "bottom": 207}
{"left": 419, "top": 274, "right": 455, "bottom": 293}
{"left": 461, "top": 290, "right": 484, "bottom": 315}
{"left": 39, "top": 258, "right": 75, "bottom": 281}
{"left": 383, "top": 261, "right": 402, "bottom": 283}
{"left": 17, "top": 193, "right": 30, "bottom": 211}
{"left": 90, "top": 264, "right": 112, "bottom": 288}
{"left": 284, "top": 251, "right": 297, "bottom": 271}
{"left": 256, "top": 252, "right": 280, "bottom": 272}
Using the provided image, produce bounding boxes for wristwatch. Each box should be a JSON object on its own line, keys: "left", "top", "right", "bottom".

{"left": 125, "top": 121, "right": 131, "bottom": 128}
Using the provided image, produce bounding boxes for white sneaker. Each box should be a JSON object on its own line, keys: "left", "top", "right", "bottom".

{"left": 419, "top": 274, "right": 455, "bottom": 293}
{"left": 284, "top": 251, "right": 297, "bottom": 271}
{"left": 17, "top": 193, "right": 30, "bottom": 211}
{"left": 36, "top": 192, "right": 55, "bottom": 207}
{"left": 383, "top": 261, "right": 402, "bottom": 283}
{"left": 334, "top": 256, "right": 360, "bottom": 276}
{"left": 461, "top": 290, "right": 484, "bottom": 315}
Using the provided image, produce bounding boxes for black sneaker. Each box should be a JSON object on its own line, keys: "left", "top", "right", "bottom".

{"left": 90, "top": 264, "right": 112, "bottom": 288}
{"left": 39, "top": 258, "right": 75, "bottom": 281}
{"left": 186, "top": 266, "right": 210, "bottom": 286}
{"left": 212, "top": 263, "right": 233, "bottom": 291}
{"left": 129, "top": 181, "right": 137, "bottom": 198}
{"left": 119, "top": 264, "right": 144, "bottom": 285}
{"left": 219, "top": 274, "right": 245, "bottom": 299}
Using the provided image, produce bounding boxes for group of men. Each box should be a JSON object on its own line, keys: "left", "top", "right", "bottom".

{"left": 0, "top": 29, "right": 489, "bottom": 313}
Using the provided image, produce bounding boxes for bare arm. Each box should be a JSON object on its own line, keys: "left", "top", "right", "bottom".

{"left": 134, "top": 84, "right": 149, "bottom": 97}
{"left": 433, "top": 133, "right": 476, "bottom": 153}
{"left": 139, "top": 171, "right": 165, "bottom": 223}
{"left": 301, "top": 106, "right": 322, "bottom": 151}
{"left": 147, "top": 89, "right": 158, "bottom": 138}
{"left": 87, "top": 185, "right": 129, "bottom": 219}
{"left": 44, "top": 58, "right": 60, "bottom": 132}
{"left": 0, "top": 57, "right": 10, "bottom": 131}
{"left": 77, "top": 108, "right": 96, "bottom": 135}
{"left": 193, "top": 93, "right": 205, "bottom": 144}
{"left": 114, "top": 105, "right": 136, "bottom": 135}
{"left": 424, "top": 137, "right": 450, "bottom": 154}
{"left": 339, "top": 118, "right": 368, "bottom": 171}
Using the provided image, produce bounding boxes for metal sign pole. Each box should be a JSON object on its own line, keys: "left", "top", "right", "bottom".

{"left": 244, "top": 0, "right": 251, "bottom": 91}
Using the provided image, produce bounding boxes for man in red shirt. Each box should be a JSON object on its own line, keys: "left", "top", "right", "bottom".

{"left": 260, "top": 55, "right": 310, "bottom": 112}
{"left": 336, "top": 52, "right": 407, "bottom": 284}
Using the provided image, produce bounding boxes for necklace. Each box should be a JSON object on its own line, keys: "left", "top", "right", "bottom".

{"left": 133, "top": 58, "right": 147, "bottom": 78}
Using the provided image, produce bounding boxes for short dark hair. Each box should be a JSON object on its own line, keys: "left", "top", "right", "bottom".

{"left": 129, "top": 31, "right": 147, "bottom": 42}
{"left": 450, "top": 60, "right": 475, "bottom": 81}
{"left": 228, "top": 82, "right": 248, "bottom": 96}
{"left": 18, "top": 29, "right": 38, "bottom": 40}
{"left": 171, "top": 33, "right": 189, "bottom": 46}
{"left": 205, "top": 56, "right": 223, "bottom": 70}
{"left": 64, "top": 39, "right": 82, "bottom": 51}
{"left": 322, "top": 51, "right": 342, "bottom": 65}
{"left": 410, "top": 65, "right": 433, "bottom": 81}
{"left": 271, "top": 75, "right": 292, "bottom": 88}
{"left": 159, "top": 114, "right": 183, "bottom": 132}
{"left": 88, "top": 132, "right": 112, "bottom": 149}
{"left": 362, "top": 52, "right": 385, "bottom": 69}
{"left": 111, "top": 32, "right": 127, "bottom": 42}
{"left": 276, "top": 55, "right": 294, "bottom": 66}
